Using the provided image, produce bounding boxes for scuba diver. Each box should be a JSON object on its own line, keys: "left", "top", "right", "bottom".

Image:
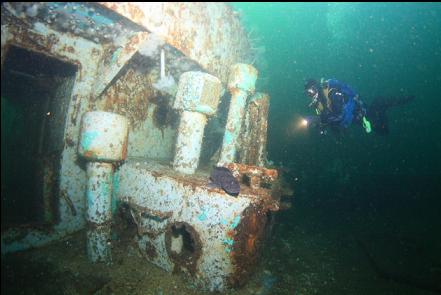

{"left": 303, "top": 78, "right": 414, "bottom": 135}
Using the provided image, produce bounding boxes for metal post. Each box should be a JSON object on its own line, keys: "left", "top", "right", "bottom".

{"left": 218, "top": 64, "right": 258, "bottom": 165}
{"left": 78, "top": 111, "right": 129, "bottom": 263}
{"left": 172, "top": 71, "right": 222, "bottom": 174}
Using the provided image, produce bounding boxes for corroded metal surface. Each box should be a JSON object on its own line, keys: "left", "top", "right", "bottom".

{"left": 84, "top": 159, "right": 114, "bottom": 264}
{"left": 86, "top": 223, "right": 112, "bottom": 263}
{"left": 1, "top": 4, "right": 159, "bottom": 254}
{"left": 218, "top": 64, "right": 258, "bottom": 165}
{"left": 85, "top": 162, "right": 114, "bottom": 225}
{"left": 239, "top": 92, "right": 270, "bottom": 166}
{"left": 227, "top": 63, "right": 258, "bottom": 94}
{"left": 1, "top": 6, "right": 280, "bottom": 291}
{"left": 225, "top": 162, "right": 279, "bottom": 201}
{"left": 1, "top": 11, "right": 102, "bottom": 254}
{"left": 78, "top": 111, "right": 129, "bottom": 162}
{"left": 97, "top": 55, "right": 178, "bottom": 160}
{"left": 93, "top": 31, "right": 150, "bottom": 97}
{"left": 173, "top": 111, "right": 207, "bottom": 174}
{"left": 117, "top": 159, "right": 280, "bottom": 291}
{"left": 99, "top": 2, "right": 252, "bottom": 84}
{"left": 173, "top": 71, "right": 222, "bottom": 116}
{"left": 79, "top": 111, "right": 129, "bottom": 263}
{"left": 229, "top": 205, "right": 270, "bottom": 288}
{"left": 173, "top": 71, "right": 222, "bottom": 174}
{"left": 126, "top": 106, "right": 177, "bottom": 160}
{"left": 165, "top": 221, "right": 203, "bottom": 276}
{"left": 99, "top": 67, "right": 154, "bottom": 130}
{"left": 1, "top": 3, "right": 141, "bottom": 45}
{"left": 84, "top": 160, "right": 114, "bottom": 264}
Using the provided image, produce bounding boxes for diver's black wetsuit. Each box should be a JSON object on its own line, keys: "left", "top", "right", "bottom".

{"left": 367, "top": 96, "right": 414, "bottom": 135}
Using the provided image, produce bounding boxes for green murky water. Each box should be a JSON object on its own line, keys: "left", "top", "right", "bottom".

{"left": 230, "top": 2, "right": 441, "bottom": 294}
{"left": 2, "top": 3, "right": 441, "bottom": 295}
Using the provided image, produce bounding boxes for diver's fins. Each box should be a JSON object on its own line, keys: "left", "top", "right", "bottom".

{"left": 368, "top": 95, "right": 414, "bottom": 135}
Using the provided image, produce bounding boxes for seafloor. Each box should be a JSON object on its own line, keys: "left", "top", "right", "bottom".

{"left": 2, "top": 195, "right": 440, "bottom": 295}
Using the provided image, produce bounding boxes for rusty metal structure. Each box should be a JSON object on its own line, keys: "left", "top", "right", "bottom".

{"left": 1, "top": 2, "right": 291, "bottom": 292}
{"left": 239, "top": 92, "right": 270, "bottom": 167}
{"left": 78, "top": 111, "right": 129, "bottom": 263}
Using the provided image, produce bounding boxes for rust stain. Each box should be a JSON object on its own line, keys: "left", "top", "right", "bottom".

{"left": 65, "top": 137, "right": 75, "bottom": 147}
{"left": 98, "top": 2, "right": 251, "bottom": 84}
{"left": 121, "top": 132, "right": 128, "bottom": 160}
{"left": 129, "top": 202, "right": 173, "bottom": 220}
{"left": 228, "top": 205, "right": 270, "bottom": 288}
{"left": 91, "top": 48, "right": 100, "bottom": 57}
{"left": 145, "top": 241, "right": 158, "bottom": 260}
{"left": 225, "top": 163, "right": 278, "bottom": 186}
{"left": 165, "top": 222, "right": 202, "bottom": 276}
{"left": 238, "top": 94, "right": 270, "bottom": 166}
{"left": 246, "top": 235, "right": 257, "bottom": 253}
{"left": 99, "top": 2, "right": 146, "bottom": 24}
{"left": 83, "top": 150, "right": 97, "bottom": 159}
{"left": 100, "top": 67, "right": 154, "bottom": 130}
{"left": 65, "top": 45, "right": 75, "bottom": 54}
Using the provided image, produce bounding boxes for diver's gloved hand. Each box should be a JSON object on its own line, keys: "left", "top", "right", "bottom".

{"left": 304, "top": 115, "right": 320, "bottom": 128}
{"left": 304, "top": 115, "right": 328, "bottom": 135}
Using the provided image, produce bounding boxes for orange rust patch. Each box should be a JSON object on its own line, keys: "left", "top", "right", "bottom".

{"left": 100, "top": 66, "right": 154, "bottom": 130}
{"left": 83, "top": 150, "right": 97, "bottom": 159}
{"left": 246, "top": 235, "right": 257, "bottom": 253}
{"left": 228, "top": 205, "right": 271, "bottom": 288}
{"left": 99, "top": 2, "right": 146, "bottom": 24}
{"left": 120, "top": 129, "right": 129, "bottom": 160}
